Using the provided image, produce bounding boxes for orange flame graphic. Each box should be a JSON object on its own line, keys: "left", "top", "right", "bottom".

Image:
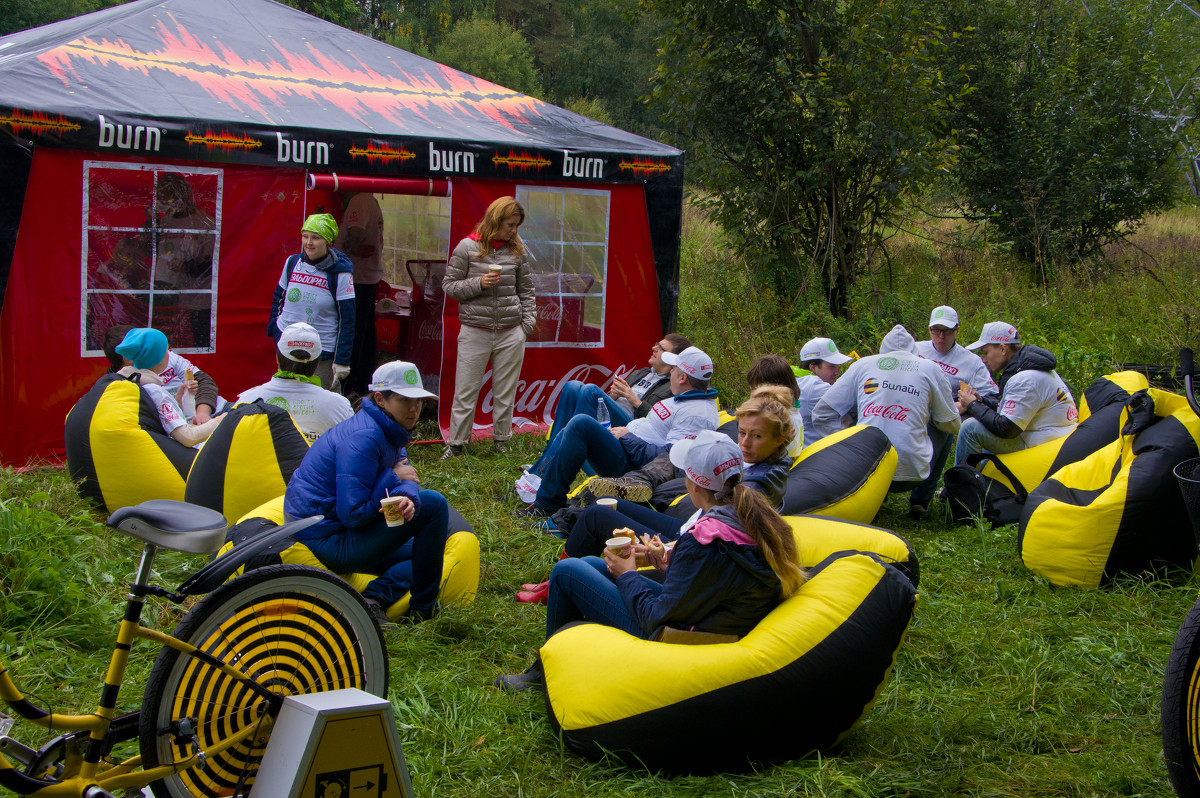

{"left": 0, "top": 108, "right": 81, "bottom": 137}
{"left": 185, "top": 128, "right": 263, "bottom": 152}
{"left": 618, "top": 157, "right": 672, "bottom": 176}
{"left": 35, "top": 14, "right": 546, "bottom": 134}
{"left": 492, "top": 150, "right": 551, "bottom": 172}
{"left": 348, "top": 142, "right": 415, "bottom": 165}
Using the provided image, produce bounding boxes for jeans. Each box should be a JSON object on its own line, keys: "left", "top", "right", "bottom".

{"left": 301, "top": 489, "right": 449, "bottom": 612}
{"left": 565, "top": 500, "right": 686, "bottom": 558}
{"left": 955, "top": 417, "right": 1027, "bottom": 466}
{"left": 533, "top": 415, "right": 634, "bottom": 511}
{"left": 529, "top": 381, "right": 633, "bottom": 476}
{"left": 545, "top": 556, "right": 662, "bottom": 640}
{"left": 909, "top": 425, "right": 955, "bottom": 507}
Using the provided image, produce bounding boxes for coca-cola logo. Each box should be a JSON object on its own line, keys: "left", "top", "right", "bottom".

{"left": 473, "top": 362, "right": 639, "bottom": 426}
{"left": 418, "top": 320, "right": 442, "bottom": 341}
{"left": 537, "top": 301, "right": 562, "bottom": 321}
{"left": 862, "top": 402, "right": 911, "bottom": 421}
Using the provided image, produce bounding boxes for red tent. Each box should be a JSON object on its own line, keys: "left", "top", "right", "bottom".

{"left": 0, "top": 0, "right": 684, "bottom": 465}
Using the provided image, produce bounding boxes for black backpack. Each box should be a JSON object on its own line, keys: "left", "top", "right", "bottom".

{"left": 941, "top": 454, "right": 1028, "bottom": 527}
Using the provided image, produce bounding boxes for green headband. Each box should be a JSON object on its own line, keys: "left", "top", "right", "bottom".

{"left": 301, "top": 213, "right": 338, "bottom": 243}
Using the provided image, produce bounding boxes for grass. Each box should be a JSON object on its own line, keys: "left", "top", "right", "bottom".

{"left": 4, "top": 203, "right": 1200, "bottom": 795}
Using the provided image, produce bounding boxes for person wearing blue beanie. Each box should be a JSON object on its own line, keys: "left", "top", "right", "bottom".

{"left": 115, "top": 328, "right": 169, "bottom": 371}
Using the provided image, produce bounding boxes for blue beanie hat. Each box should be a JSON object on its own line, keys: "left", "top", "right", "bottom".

{"left": 115, "top": 328, "right": 169, "bottom": 370}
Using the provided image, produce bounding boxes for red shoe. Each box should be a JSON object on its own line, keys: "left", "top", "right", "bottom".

{"left": 516, "top": 583, "right": 550, "bottom": 604}
{"left": 520, "top": 580, "right": 550, "bottom": 592}
{"left": 557, "top": 548, "right": 569, "bottom": 561}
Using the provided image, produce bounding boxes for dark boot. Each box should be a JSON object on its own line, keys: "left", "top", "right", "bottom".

{"left": 493, "top": 655, "right": 545, "bottom": 692}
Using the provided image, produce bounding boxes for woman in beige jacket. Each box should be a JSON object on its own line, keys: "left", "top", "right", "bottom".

{"left": 441, "top": 197, "right": 536, "bottom": 458}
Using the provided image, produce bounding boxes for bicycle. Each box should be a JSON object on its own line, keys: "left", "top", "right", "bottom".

{"left": 0, "top": 499, "right": 389, "bottom": 798}
{"left": 1164, "top": 347, "right": 1200, "bottom": 798}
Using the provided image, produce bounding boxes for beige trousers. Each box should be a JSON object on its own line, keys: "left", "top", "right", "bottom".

{"left": 448, "top": 324, "right": 527, "bottom": 445}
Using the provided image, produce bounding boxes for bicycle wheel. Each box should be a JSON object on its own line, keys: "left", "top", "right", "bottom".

{"left": 1163, "top": 592, "right": 1200, "bottom": 797}
{"left": 139, "top": 564, "right": 388, "bottom": 798}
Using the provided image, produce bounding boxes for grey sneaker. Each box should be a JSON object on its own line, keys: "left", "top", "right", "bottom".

{"left": 493, "top": 439, "right": 509, "bottom": 454}
{"left": 588, "top": 476, "right": 653, "bottom": 504}
{"left": 440, "top": 444, "right": 465, "bottom": 461}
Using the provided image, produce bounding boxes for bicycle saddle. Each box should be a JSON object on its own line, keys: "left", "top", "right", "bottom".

{"left": 108, "top": 500, "right": 229, "bottom": 554}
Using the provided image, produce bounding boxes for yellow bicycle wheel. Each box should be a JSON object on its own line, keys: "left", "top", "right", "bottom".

{"left": 139, "top": 564, "right": 388, "bottom": 798}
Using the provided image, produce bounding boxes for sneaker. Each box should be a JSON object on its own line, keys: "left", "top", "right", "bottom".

{"left": 493, "top": 658, "right": 544, "bottom": 692}
{"left": 513, "top": 503, "right": 553, "bottom": 519}
{"left": 588, "top": 476, "right": 653, "bottom": 504}
{"left": 908, "top": 503, "right": 929, "bottom": 521}
{"left": 493, "top": 439, "right": 509, "bottom": 454}
{"left": 440, "top": 444, "right": 465, "bottom": 461}
{"left": 364, "top": 599, "right": 397, "bottom": 629}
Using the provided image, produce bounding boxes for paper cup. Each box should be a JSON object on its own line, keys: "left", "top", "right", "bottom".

{"left": 488, "top": 265, "right": 503, "bottom": 274}
{"left": 381, "top": 496, "right": 406, "bottom": 527}
{"left": 605, "top": 536, "right": 633, "bottom": 558}
{"left": 597, "top": 497, "right": 618, "bottom": 509}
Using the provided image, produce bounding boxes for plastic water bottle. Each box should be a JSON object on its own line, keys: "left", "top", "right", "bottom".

{"left": 597, "top": 398, "right": 611, "bottom": 429}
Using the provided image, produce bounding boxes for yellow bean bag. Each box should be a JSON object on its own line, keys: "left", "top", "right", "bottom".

{"left": 214, "top": 496, "right": 480, "bottom": 619}
{"left": 540, "top": 549, "right": 917, "bottom": 773}
{"left": 789, "top": 514, "right": 918, "bottom": 586}
{"left": 65, "top": 373, "right": 196, "bottom": 513}
{"left": 1018, "top": 388, "right": 1200, "bottom": 588}
{"left": 183, "top": 400, "right": 309, "bottom": 523}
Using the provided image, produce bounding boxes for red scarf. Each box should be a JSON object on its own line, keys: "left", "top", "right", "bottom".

{"left": 469, "top": 232, "right": 506, "bottom": 249}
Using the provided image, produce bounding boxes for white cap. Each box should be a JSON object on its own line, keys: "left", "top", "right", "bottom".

{"left": 669, "top": 429, "right": 743, "bottom": 491}
{"left": 880, "top": 324, "right": 917, "bottom": 355}
{"left": 799, "top": 337, "right": 851, "bottom": 365}
{"left": 928, "top": 306, "right": 960, "bottom": 329}
{"left": 277, "top": 322, "right": 322, "bottom": 362}
{"left": 661, "top": 346, "right": 714, "bottom": 381}
{"left": 966, "top": 321, "right": 1020, "bottom": 350}
{"left": 368, "top": 361, "right": 438, "bottom": 399}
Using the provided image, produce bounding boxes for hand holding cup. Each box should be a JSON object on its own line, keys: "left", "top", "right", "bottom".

{"left": 380, "top": 495, "right": 413, "bottom": 527}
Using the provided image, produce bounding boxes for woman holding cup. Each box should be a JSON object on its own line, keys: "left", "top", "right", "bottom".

{"left": 441, "top": 197, "right": 536, "bottom": 459}
{"left": 495, "top": 429, "right": 806, "bottom": 691}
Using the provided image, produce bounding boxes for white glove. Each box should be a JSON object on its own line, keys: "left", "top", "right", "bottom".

{"left": 332, "top": 364, "right": 351, "bottom": 382}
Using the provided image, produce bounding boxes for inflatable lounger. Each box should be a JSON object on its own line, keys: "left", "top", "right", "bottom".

{"left": 540, "top": 550, "right": 917, "bottom": 773}
{"left": 662, "top": 425, "right": 897, "bottom": 525}
{"left": 184, "top": 400, "right": 310, "bottom": 524}
{"left": 65, "top": 373, "right": 196, "bottom": 513}
{"left": 1019, "top": 388, "right": 1200, "bottom": 588}
{"left": 208, "top": 496, "right": 480, "bottom": 620}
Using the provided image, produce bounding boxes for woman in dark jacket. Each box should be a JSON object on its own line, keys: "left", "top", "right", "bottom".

{"left": 496, "top": 429, "right": 806, "bottom": 691}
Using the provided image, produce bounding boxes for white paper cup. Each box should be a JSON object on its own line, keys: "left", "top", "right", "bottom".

{"left": 381, "top": 496, "right": 406, "bottom": 527}
{"left": 488, "top": 264, "right": 502, "bottom": 274}
{"left": 605, "top": 536, "right": 633, "bottom": 558}
{"left": 597, "top": 497, "right": 618, "bottom": 509}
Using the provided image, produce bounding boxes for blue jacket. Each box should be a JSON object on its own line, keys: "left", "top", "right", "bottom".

{"left": 744, "top": 454, "right": 791, "bottom": 509}
{"left": 616, "top": 505, "right": 782, "bottom": 639}
{"left": 268, "top": 249, "right": 356, "bottom": 365}
{"left": 284, "top": 398, "right": 420, "bottom": 540}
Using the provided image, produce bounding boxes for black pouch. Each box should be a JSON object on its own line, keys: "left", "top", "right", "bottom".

{"left": 942, "top": 454, "right": 1027, "bottom": 527}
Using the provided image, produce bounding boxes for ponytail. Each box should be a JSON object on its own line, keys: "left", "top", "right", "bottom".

{"left": 730, "top": 483, "right": 806, "bottom": 598}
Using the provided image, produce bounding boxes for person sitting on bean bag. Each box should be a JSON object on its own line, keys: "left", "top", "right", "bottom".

{"left": 113, "top": 327, "right": 224, "bottom": 449}
{"left": 495, "top": 428, "right": 806, "bottom": 691}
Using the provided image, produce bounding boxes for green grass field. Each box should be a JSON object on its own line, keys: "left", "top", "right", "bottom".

{"left": 3, "top": 204, "right": 1200, "bottom": 796}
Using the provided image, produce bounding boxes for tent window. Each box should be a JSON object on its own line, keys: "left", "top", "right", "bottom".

{"left": 377, "top": 193, "right": 452, "bottom": 287}
{"left": 81, "top": 162, "right": 222, "bottom": 355}
{"left": 516, "top": 186, "right": 610, "bottom": 348}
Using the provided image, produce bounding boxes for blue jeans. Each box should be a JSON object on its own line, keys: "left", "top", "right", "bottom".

{"left": 533, "top": 415, "right": 635, "bottom": 511}
{"left": 530, "top": 382, "right": 633, "bottom": 477}
{"left": 545, "top": 556, "right": 662, "bottom": 639}
{"left": 955, "top": 418, "right": 1027, "bottom": 466}
{"left": 910, "top": 425, "right": 955, "bottom": 507}
{"left": 302, "top": 489, "right": 449, "bottom": 612}
{"left": 564, "top": 500, "right": 687, "bottom": 558}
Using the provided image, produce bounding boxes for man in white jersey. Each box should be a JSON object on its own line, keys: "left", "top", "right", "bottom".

{"left": 334, "top": 193, "right": 385, "bottom": 397}
{"left": 795, "top": 336, "right": 852, "bottom": 447}
{"left": 910, "top": 305, "right": 999, "bottom": 519}
{"left": 955, "top": 321, "right": 1079, "bottom": 465}
{"left": 237, "top": 322, "right": 353, "bottom": 443}
{"left": 812, "top": 325, "right": 961, "bottom": 490}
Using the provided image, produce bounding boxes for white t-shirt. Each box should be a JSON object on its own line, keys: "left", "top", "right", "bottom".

{"left": 334, "top": 194, "right": 384, "bottom": 284}
{"left": 616, "top": 369, "right": 668, "bottom": 416}
{"left": 999, "top": 370, "right": 1079, "bottom": 447}
{"left": 275, "top": 259, "right": 355, "bottom": 354}
{"left": 818, "top": 353, "right": 960, "bottom": 481}
{"left": 915, "top": 341, "right": 998, "bottom": 399}
{"left": 795, "top": 374, "right": 831, "bottom": 447}
{"left": 626, "top": 394, "right": 719, "bottom": 448}
{"left": 787, "top": 406, "right": 805, "bottom": 459}
{"left": 156, "top": 351, "right": 226, "bottom": 419}
{"left": 236, "top": 377, "right": 353, "bottom": 443}
{"left": 142, "top": 383, "right": 188, "bottom": 438}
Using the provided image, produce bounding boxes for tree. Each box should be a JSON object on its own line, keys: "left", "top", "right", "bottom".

{"left": 944, "top": 0, "right": 1184, "bottom": 275}
{"left": 431, "top": 15, "right": 542, "bottom": 97}
{"left": 643, "top": 0, "right": 965, "bottom": 316}
{"left": 0, "top": 0, "right": 126, "bottom": 36}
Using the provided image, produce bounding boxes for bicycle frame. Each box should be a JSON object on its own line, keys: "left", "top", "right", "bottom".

{"left": 0, "top": 542, "right": 281, "bottom": 797}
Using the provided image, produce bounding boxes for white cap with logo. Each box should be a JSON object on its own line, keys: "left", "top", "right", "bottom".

{"left": 661, "top": 346, "right": 714, "bottom": 381}
{"left": 799, "top": 337, "right": 852, "bottom": 365}
{"left": 668, "top": 429, "right": 744, "bottom": 491}
{"left": 928, "top": 305, "right": 960, "bottom": 329}
{"left": 369, "top": 361, "right": 438, "bottom": 399}
{"left": 277, "top": 322, "right": 323, "bottom": 362}
{"left": 966, "top": 321, "right": 1020, "bottom": 350}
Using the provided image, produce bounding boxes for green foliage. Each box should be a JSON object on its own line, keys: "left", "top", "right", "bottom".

{"left": 431, "top": 15, "right": 543, "bottom": 97}
{"left": 0, "top": 0, "right": 128, "bottom": 36}
{"left": 645, "top": 0, "right": 967, "bottom": 317}
{"left": 944, "top": 0, "right": 1184, "bottom": 277}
